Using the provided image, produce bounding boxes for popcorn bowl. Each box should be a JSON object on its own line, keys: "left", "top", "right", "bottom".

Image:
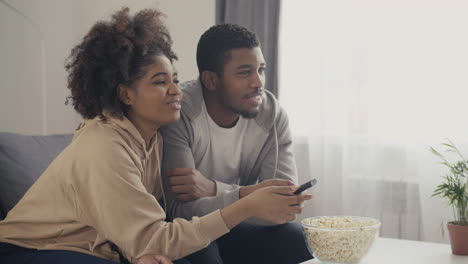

{"left": 302, "top": 216, "right": 381, "bottom": 264}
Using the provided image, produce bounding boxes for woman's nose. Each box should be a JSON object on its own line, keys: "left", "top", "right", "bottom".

{"left": 168, "top": 82, "right": 182, "bottom": 96}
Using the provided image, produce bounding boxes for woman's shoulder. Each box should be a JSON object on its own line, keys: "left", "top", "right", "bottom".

{"left": 70, "top": 117, "right": 137, "bottom": 159}
{"left": 73, "top": 118, "right": 123, "bottom": 145}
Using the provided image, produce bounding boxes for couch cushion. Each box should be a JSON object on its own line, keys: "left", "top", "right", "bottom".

{"left": 0, "top": 132, "right": 73, "bottom": 220}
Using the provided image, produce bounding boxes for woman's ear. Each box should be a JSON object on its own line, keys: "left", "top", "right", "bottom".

{"left": 201, "top": 71, "right": 219, "bottom": 92}
{"left": 118, "top": 84, "right": 133, "bottom": 105}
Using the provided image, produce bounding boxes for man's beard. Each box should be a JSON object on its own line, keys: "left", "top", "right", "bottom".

{"left": 217, "top": 82, "right": 260, "bottom": 119}
{"left": 226, "top": 105, "right": 259, "bottom": 119}
{"left": 220, "top": 92, "right": 259, "bottom": 119}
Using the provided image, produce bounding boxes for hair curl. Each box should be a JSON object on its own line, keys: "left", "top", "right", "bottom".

{"left": 65, "top": 7, "right": 177, "bottom": 119}
{"left": 196, "top": 24, "right": 259, "bottom": 77}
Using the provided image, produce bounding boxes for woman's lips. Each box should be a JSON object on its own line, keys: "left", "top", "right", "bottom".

{"left": 167, "top": 100, "right": 181, "bottom": 110}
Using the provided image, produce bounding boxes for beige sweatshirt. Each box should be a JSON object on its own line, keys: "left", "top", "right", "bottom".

{"left": 0, "top": 115, "right": 229, "bottom": 263}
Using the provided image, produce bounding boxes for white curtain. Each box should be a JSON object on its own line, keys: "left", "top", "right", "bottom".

{"left": 281, "top": 0, "right": 468, "bottom": 243}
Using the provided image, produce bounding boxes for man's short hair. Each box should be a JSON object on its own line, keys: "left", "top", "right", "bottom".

{"left": 196, "top": 24, "right": 260, "bottom": 76}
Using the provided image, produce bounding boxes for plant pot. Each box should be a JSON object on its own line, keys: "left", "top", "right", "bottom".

{"left": 447, "top": 221, "right": 468, "bottom": 255}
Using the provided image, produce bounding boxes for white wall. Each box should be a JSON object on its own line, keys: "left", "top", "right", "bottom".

{"left": 0, "top": 0, "right": 214, "bottom": 135}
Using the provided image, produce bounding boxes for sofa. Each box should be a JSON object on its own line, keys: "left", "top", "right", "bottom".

{"left": 0, "top": 132, "right": 73, "bottom": 220}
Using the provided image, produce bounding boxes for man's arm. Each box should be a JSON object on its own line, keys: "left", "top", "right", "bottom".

{"left": 160, "top": 113, "right": 242, "bottom": 220}
{"left": 160, "top": 106, "right": 298, "bottom": 221}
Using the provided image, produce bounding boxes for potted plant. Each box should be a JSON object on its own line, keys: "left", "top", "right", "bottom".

{"left": 430, "top": 139, "right": 468, "bottom": 255}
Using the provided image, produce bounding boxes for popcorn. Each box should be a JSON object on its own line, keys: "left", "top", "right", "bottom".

{"left": 302, "top": 216, "right": 380, "bottom": 264}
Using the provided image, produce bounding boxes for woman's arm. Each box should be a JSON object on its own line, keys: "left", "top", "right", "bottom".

{"left": 71, "top": 132, "right": 311, "bottom": 262}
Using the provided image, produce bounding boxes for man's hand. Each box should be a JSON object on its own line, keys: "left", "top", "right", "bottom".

{"left": 136, "top": 254, "right": 172, "bottom": 264}
{"left": 167, "top": 168, "right": 216, "bottom": 201}
{"left": 239, "top": 179, "right": 295, "bottom": 198}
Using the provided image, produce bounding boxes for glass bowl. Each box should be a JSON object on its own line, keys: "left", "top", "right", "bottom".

{"left": 302, "top": 216, "right": 381, "bottom": 264}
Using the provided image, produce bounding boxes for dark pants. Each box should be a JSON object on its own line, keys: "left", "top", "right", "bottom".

{"left": 0, "top": 242, "right": 191, "bottom": 264}
{"left": 185, "top": 222, "right": 313, "bottom": 264}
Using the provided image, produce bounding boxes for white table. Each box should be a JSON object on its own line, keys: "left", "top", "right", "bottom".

{"left": 302, "top": 237, "right": 468, "bottom": 264}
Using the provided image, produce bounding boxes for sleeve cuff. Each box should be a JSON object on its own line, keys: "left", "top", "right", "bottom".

{"left": 221, "top": 188, "right": 241, "bottom": 208}
{"left": 215, "top": 180, "right": 238, "bottom": 195}
{"left": 198, "top": 210, "right": 230, "bottom": 241}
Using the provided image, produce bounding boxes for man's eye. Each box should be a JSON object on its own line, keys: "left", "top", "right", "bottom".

{"left": 238, "top": 71, "right": 250, "bottom": 76}
{"left": 259, "top": 67, "right": 266, "bottom": 74}
{"left": 174, "top": 79, "right": 180, "bottom": 84}
{"left": 152, "top": 81, "right": 166, "bottom": 85}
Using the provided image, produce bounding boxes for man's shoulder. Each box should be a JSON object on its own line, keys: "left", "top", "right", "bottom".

{"left": 159, "top": 80, "right": 202, "bottom": 138}
{"left": 179, "top": 80, "right": 204, "bottom": 121}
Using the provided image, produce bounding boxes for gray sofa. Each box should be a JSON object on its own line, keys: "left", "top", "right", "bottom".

{"left": 0, "top": 132, "right": 73, "bottom": 220}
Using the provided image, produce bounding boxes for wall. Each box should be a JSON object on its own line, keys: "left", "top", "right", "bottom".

{"left": 0, "top": 0, "right": 215, "bottom": 135}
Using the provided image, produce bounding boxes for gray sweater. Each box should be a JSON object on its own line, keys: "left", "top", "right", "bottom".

{"left": 160, "top": 80, "right": 298, "bottom": 223}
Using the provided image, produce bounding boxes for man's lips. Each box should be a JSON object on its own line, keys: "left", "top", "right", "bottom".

{"left": 245, "top": 92, "right": 263, "bottom": 99}
{"left": 245, "top": 92, "right": 263, "bottom": 107}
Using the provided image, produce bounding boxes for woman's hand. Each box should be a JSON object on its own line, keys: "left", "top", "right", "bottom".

{"left": 136, "top": 255, "right": 172, "bottom": 264}
{"left": 246, "top": 186, "right": 313, "bottom": 224}
{"left": 220, "top": 185, "right": 313, "bottom": 229}
{"left": 239, "top": 179, "right": 295, "bottom": 198}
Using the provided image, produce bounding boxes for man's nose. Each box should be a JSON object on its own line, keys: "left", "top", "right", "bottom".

{"left": 250, "top": 72, "right": 265, "bottom": 88}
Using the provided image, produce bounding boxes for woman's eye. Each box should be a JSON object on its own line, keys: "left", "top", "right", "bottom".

{"left": 259, "top": 67, "right": 266, "bottom": 74}
{"left": 152, "top": 81, "right": 166, "bottom": 85}
{"left": 174, "top": 79, "right": 180, "bottom": 84}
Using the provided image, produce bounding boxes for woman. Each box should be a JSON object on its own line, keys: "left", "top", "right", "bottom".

{"left": 0, "top": 7, "right": 312, "bottom": 264}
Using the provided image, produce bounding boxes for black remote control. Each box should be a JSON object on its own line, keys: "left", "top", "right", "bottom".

{"left": 293, "top": 179, "right": 317, "bottom": 195}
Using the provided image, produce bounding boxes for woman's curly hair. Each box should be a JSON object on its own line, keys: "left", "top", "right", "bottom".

{"left": 65, "top": 7, "right": 177, "bottom": 119}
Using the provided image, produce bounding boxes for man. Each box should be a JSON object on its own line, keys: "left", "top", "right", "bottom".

{"left": 160, "top": 24, "right": 313, "bottom": 264}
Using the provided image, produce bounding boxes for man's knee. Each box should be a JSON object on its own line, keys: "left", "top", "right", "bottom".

{"left": 173, "top": 259, "right": 192, "bottom": 264}
{"left": 184, "top": 242, "right": 223, "bottom": 264}
{"left": 268, "top": 222, "right": 313, "bottom": 263}
{"left": 272, "top": 222, "right": 305, "bottom": 237}
{"left": 220, "top": 222, "right": 313, "bottom": 264}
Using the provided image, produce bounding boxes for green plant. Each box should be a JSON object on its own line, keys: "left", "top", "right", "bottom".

{"left": 430, "top": 139, "right": 468, "bottom": 225}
